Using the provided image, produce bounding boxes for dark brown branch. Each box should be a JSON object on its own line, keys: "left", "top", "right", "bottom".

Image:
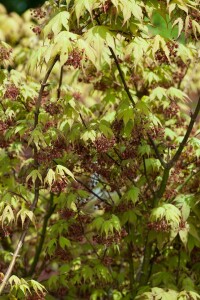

{"left": 108, "top": 47, "right": 135, "bottom": 107}
{"left": 57, "top": 65, "right": 64, "bottom": 100}
{"left": 75, "top": 178, "right": 112, "bottom": 206}
{"left": 168, "top": 96, "right": 200, "bottom": 168}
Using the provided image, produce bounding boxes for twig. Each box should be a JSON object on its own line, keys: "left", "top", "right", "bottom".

{"left": 57, "top": 65, "right": 64, "bottom": 100}
{"left": 147, "top": 133, "right": 167, "bottom": 168}
{"left": 79, "top": 113, "right": 87, "bottom": 129}
{"left": 75, "top": 178, "right": 112, "bottom": 206}
{"left": 108, "top": 46, "right": 135, "bottom": 107}
{"left": 168, "top": 96, "right": 200, "bottom": 168}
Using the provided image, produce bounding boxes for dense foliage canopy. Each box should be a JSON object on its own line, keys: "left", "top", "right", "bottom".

{"left": 0, "top": 0, "right": 200, "bottom": 299}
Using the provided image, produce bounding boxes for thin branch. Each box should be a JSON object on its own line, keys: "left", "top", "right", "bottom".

{"left": 28, "top": 194, "right": 56, "bottom": 276}
{"left": 79, "top": 113, "right": 87, "bottom": 129}
{"left": 0, "top": 57, "right": 58, "bottom": 295}
{"left": 147, "top": 133, "right": 167, "bottom": 168}
{"left": 57, "top": 65, "right": 64, "bottom": 100}
{"left": 168, "top": 96, "right": 200, "bottom": 168}
{"left": 176, "top": 168, "right": 200, "bottom": 193}
{"left": 75, "top": 178, "right": 112, "bottom": 206}
{"left": 142, "top": 156, "right": 156, "bottom": 197}
{"left": 108, "top": 46, "right": 135, "bottom": 107}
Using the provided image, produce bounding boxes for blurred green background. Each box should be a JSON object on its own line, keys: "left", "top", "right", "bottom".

{"left": 0, "top": 0, "right": 45, "bottom": 13}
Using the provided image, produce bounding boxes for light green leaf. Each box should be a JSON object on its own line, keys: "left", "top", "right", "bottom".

{"left": 56, "top": 165, "right": 75, "bottom": 180}
{"left": 59, "top": 236, "right": 71, "bottom": 249}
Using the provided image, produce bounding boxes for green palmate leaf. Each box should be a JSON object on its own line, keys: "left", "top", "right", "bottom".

{"left": 126, "top": 186, "right": 140, "bottom": 203}
{"left": 26, "top": 170, "right": 43, "bottom": 185}
{"left": 81, "top": 265, "right": 93, "bottom": 282}
{"left": 172, "top": 17, "right": 184, "bottom": 39}
{"left": 44, "top": 169, "right": 56, "bottom": 187}
{"left": 99, "top": 121, "right": 114, "bottom": 138}
{"left": 151, "top": 204, "right": 181, "bottom": 227}
{"left": 9, "top": 275, "right": 21, "bottom": 287}
{"left": 29, "top": 280, "right": 46, "bottom": 294}
{"left": 121, "top": 210, "right": 137, "bottom": 225}
{"left": 166, "top": 87, "right": 188, "bottom": 101}
{"left": 1, "top": 205, "right": 15, "bottom": 226}
{"left": 16, "top": 208, "right": 36, "bottom": 228}
{"left": 83, "top": 25, "right": 116, "bottom": 67}
{"left": 56, "top": 165, "right": 75, "bottom": 180}
{"left": 43, "top": 11, "right": 70, "bottom": 38}
{"left": 28, "top": 128, "right": 47, "bottom": 151}
{"left": 138, "top": 142, "right": 151, "bottom": 156}
{"left": 59, "top": 236, "right": 71, "bottom": 249}
{"left": 74, "top": 0, "right": 98, "bottom": 23}
{"left": 81, "top": 129, "right": 96, "bottom": 142}
{"left": 189, "top": 223, "right": 200, "bottom": 242}
{"left": 152, "top": 35, "right": 170, "bottom": 61}
{"left": 46, "top": 238, "right": 57, "bottom": 255}
{"left": 192, "top": 20, "right": 200, "bottom": 40}
{"left": 150, "top": 87, "right": 166, "bottom": 101}
{"left": 165, "top": 128, "right": 177, "bottom": 140}
{"left": 179, "top": 225, "right": 189, "bottom": 248}
{"left": 45, "top": 31, "right": 77, "bottom": 65}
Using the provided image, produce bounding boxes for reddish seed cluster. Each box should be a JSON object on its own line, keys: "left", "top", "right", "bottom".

{"left": 0, "top": 226, "right": 12, "bottom": 238}
{"left": 77, "top": 214, "right": 92, "bottom": 224}
{"left": 67, "top": 222, "right": 84, "bottom": 242}
{"left": 179, "top": 219, "right": 186, "bottom": 230}
{"left": 26, "top": 291, "right": 46, "bottom": 300}
{"left": 51, "top": 178, "right": 68, "bottom": 194}
{"left": 94, "top": 80, "right": 108, "bottom": 91}
{"left": 59, "top": 208, "right": 76, "bottom": 219}
{"left": 190, "top": 10, "right": 200, "bottom": 22}
{"left": 65, "top": 49, "right": 83, "bottom": 69}
{"left": 93, "top": 229, "right": 127, "bottom": 246}
{"left": 187, "top": 10, "right": 200, "bottom": 32}
{"left": 95, "top": 136, "right": 116, "bottom": 153}
{"left": 72, "top": 91, "right": 83, "bottom": 102}
{"left": 112, "top": 120, "right": 123, "bottom": 137}
{"left": 0, "top": 46, "right": 12, "bottom": 61}
{"left": 156, "top": 42, "right": 178, "bottom": 64}
{"left": 147, "top": 219, "right": 170, "bottom": 232}
{"left": 164, "top": 189, "right": 177, "bottom": 200}
{"left": 45, "top": 103, "right": 61, "bottom": 115}
{"left": 32, "top": 26, "right": 42, "bottom": 35}
{"left": 4, "top": 84, "right": 19, "bottom": 100}
{"left": 31, "top": 7, "right": 46, "bottom": 19}
{"left": 38, "top": 147, "right": 62, "bottom": 164}
{"left": 147, "top": 126, "right": 165, "bottom": 140}
{"left": 43, "top": 121, "right": 56, "bottom": 131}
{"left": 0, "top": 121, "right": 8, "bottom": 132}
{"left": 164, "top": 101, "right": 179, "bottom": 118}
{"left": 115, "top": 202, "right": 134, "bottom": 213}
{"left": 102, "top": 256, "right": 113, "bottom": 266}
{"left": 38, "top": 139, "right": 68, "bottom": 164}
{"left": 54, "top": 247, "right": 72, "bottom": 261}
{"left": 100, "top": 0, "right": 112, "bottom": 13}
{"left": 0, "top": 136, "right": 10, "bottom": 149}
